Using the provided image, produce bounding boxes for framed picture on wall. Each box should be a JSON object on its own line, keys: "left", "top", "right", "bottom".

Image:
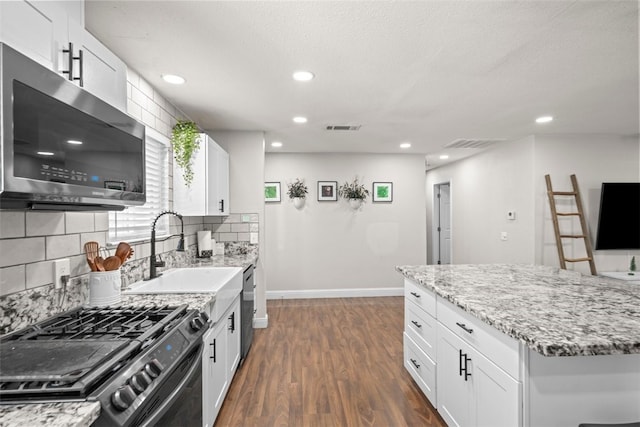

{"left": 372, "top": 182, "right": 393, "bottom": 203}
{"left": 317, "top": 181, "right": 338, "bottom": 201}
{"left": 264, "top": 182, "right": 281, "bottom": 202}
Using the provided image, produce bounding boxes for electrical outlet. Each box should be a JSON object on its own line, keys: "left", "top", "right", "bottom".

{"left": 53, "top": 258, "right": 70, "bottom": 290}
{"left": 500, "top": 231, "right": 508, "bottom": 241}
{"left": 241, "top": 214, "right": 251, "bottom": 222}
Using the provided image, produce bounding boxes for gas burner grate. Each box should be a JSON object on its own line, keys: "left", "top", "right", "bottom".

{"left": 9, "top": 305, "right": 185, "bottom": 341}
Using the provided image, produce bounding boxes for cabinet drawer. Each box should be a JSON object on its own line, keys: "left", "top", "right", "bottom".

{"left": 404, "top": 332, "right": 436, "bottom": 406}
{"left": 437, "top": 298, "right": 520, "bottom": 379}
{"left": 405, "top": 300, "right": 436, "bottom": 360}
{"left": 404, "top": 278, "right": 436, "bottom": 317}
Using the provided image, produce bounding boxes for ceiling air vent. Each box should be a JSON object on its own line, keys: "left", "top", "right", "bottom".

{"left": 325, "top": 125, "right": 361, "bottom": 131}
{"left": 444, "top": 138, "right": 505, "bottom": 149}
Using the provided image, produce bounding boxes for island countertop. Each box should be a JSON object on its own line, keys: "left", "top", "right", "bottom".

{"left": 396, "top": 264, "right": 640, "bottom": 357}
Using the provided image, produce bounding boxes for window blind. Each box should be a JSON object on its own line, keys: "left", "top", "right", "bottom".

{"left": 109, "top": 128, "right": 169, "bottom": 242}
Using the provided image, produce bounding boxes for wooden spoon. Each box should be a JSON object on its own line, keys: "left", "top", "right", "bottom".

{"left": 103, "top": 255, "right": 123, "bottom": 271}
{"left": 84, "top": 241, "right": 100, "bottom": 271}
{"left": 94, "top": 256, "right": 105, "bottom": 272}
{"left": 115, "top": 242, "right": 132, "bottom": 263}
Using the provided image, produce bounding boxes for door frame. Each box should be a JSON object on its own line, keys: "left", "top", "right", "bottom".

{"left": 432, "top": 181, "right": 452, "bottom": 265}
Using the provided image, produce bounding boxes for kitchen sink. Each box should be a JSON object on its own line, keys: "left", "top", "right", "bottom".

{"left": 124, "top": 267, "right": 242, "bottom": 321}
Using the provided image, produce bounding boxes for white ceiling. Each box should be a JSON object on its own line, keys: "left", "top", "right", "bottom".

{"left": 85, "top": 0, "right": 639, "bottom": 169}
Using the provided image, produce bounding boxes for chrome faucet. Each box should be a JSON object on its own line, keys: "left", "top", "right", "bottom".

{"left": 149, "top": 210, "right": 185, "bottom": 280}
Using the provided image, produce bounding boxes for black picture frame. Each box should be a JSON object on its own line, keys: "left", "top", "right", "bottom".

{"left": 317, "top": 181, "right": 338, "bottom": 201}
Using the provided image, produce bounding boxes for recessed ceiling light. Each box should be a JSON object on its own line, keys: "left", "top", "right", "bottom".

{"left": 536, "top": 115, "right": 553, "bottom": 123}
{"left": 293, "top": 70, "right": 315, "bottom": 81}
{"left": 293, "top": 116, "right": 308, "bottom": 124}
{"left": 37, "top": 151, "right": 54, "bottom": 156}
{"left": 162, "top": 74, "right": 186, "bottom": 85}
{"left": 439, "top": 154, "right": 449, "bottom": 160}
{"left": 271, "top": 141, "right": 283, "bottom": 148}
{"left": 67, "top": 140, "right": 83, "bottom": 145}
{"left": 400, "top": 142, "right": 411, "bottom": 149}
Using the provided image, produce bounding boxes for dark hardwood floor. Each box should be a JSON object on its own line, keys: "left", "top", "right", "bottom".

{"left": 215, "top": 297, "right": 446, "bottom": 427}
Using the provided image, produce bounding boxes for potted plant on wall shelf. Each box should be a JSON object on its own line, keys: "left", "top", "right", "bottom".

{"left": 339, "top": 177, "right": 369, "bottom": 209}
{"left": 171, "top": 120, "right": 200, "bottom": 187}
{"left": 287, "top": 178, "right": 308, "bottom": 209}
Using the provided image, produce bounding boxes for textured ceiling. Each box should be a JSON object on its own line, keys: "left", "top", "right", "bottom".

{"left": 85, "top": 0, "right": 639, "bottom": 168}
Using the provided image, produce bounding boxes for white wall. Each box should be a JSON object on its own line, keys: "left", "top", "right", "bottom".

{"left": 264, "top": 153, "right": 426, "bottom": 297}
{"left": 209, "top": 130, "right": 268, "bottom": 325}
{"left": 426, "top": 137, "right": 536, "bottom": 265}
{"left": 426, "top": 134, "right": 639, "bottom": 273}
{"left": 533, "top": 134, "right": 640, "bottom": 273}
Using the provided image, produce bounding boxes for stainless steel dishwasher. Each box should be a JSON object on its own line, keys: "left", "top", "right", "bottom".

{"left": 241, "top": 264, "right": 255, "bottom": 362}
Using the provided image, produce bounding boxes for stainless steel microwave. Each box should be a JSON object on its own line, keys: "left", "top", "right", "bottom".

{"left": 0, "top": 43, "right": 145, "bottom": 211}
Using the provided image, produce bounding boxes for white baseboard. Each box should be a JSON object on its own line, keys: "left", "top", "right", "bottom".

{"left": 253, "top": 314, "right": 269, "bottom": 328}
{"left": 266, "top": 287, "right": 403, "bottom": 300}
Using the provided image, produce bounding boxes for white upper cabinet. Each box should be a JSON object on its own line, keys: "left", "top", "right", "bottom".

{"left": 0, "top": 0, "right": 127, "bottom": 111}
{"left": 173, "top": 134, "right": 230, "bottom": 216}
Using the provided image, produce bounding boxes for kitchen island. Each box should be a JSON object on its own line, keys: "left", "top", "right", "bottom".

{"left": 0, "top": 253, "right": 256, "bottom": 427}
{"left": 398, "top": 264, "right": 640, "bottom": 427}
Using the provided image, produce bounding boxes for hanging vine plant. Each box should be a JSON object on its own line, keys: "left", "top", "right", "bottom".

{"left": 171, "top": 120, "right": 200, "bottom": 187}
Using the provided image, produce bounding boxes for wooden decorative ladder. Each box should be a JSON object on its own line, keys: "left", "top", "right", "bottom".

{"left": 545, "top": 174, "right": 597, "bottom": 275}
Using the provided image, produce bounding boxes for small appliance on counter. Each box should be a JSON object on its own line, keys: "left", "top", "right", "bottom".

{"left": 197, "top": 230, "right": 214, "bottom": 258}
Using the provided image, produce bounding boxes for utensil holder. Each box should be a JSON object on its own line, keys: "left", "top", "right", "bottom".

{"left": 88, "top": 269, "right": 122, "bottom": 306}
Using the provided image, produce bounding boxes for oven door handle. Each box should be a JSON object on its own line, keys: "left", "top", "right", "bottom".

{"left": 140, "top": 344, "right": 203, "bottom": 427}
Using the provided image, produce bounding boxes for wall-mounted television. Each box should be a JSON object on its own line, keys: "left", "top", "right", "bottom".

{"left": 595, "top": 182, "right": 640, "bottom": 250}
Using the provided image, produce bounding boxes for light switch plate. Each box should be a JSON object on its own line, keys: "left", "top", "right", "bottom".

{"left": 507, "top": 210, "right": 516, "bottom": 220}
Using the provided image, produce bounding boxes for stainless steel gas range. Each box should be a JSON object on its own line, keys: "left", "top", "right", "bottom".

{"left": 0, "top": 305, "right": 209, "bottom": 426}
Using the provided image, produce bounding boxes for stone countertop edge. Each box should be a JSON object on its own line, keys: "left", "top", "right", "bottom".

{"left": 0, "top": 254, "right": 258, "bottom": 426}
{"left": 396, "top": 264, "right": 640, "bottom": 357}
{"left": 0, "top": 401, "right": 100, "bottom": 427}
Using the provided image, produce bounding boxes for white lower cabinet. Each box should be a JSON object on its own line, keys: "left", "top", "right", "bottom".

{"left": 436, "top": 323, "right": 520, "bottom": 427}
{"left": 203, "top": 295, "right": 241, "bottom": 427}
{"left": 404, "top": 278, "right": 521, "bottom": 427}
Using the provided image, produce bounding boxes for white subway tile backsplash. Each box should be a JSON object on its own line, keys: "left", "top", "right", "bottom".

{"left": 217, "top": 233, "right": 238, "bottom": 242}
{"left": 215, "top": 223, "right": 231, "bottom": 233}
{"left": 65, "top": 212, "right": 95, "bottom": 234}
{"left": 26, "top": 260, "right": 53, "bottom": 289}
{"left": 131, "top": 86, "right": 147, "bottom": 110}
{"left": 141, "top": 109, "right": 156, "bottom": 127}
{"left": 81, "top": 232, "right": 107, "bottom": 249}
{"left": 0, "top": 211, "right": 25, "bottom": 238}
{"left": 204, "top": 217, "right": 224, "bottom": 224}
{"left": 147, "top": 100, "right": 161, "bottom": 118}
{"left": 231, "top": 223, "right": 250, "bottom": 233}
{"left": 0, "top": 265, "right": 26, "bottom": 295}
{"left": 0, "top": 237, "right": 45, "bottom": 267}
{"left": 249, "top": 223, "right": 259, "bottom": 232}
{"left": 138, "top": 77, "right": 154, "bottom": 99}
{"left": 127, "top": 99, "right": 142, "bottom": 120}
{"left": 223, "top": 214, "right": 241, "bottom": 224}
{"left": 94, "top": 213, "right": 109, "bottom": 232}
{"left": 250, "top": 232, "right": 259, "bottom": 244}
{"left": 46, "top": 234, "right": 80, "bottom": 259}
{"left": 26, "top": 212, "right": 64, "bottom": 236}
{"left": 237, "top": 232, "right": 250, "bottom": 242}
{"left": 69, "top": 254, "right": 89, "bottom": 276}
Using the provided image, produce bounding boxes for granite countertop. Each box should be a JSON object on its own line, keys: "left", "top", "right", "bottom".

{"left": 397, "top": 264, "right": 640, "bottom": 357}
{"left": 0, "top": 253, "right": 257, "bottom": 427}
